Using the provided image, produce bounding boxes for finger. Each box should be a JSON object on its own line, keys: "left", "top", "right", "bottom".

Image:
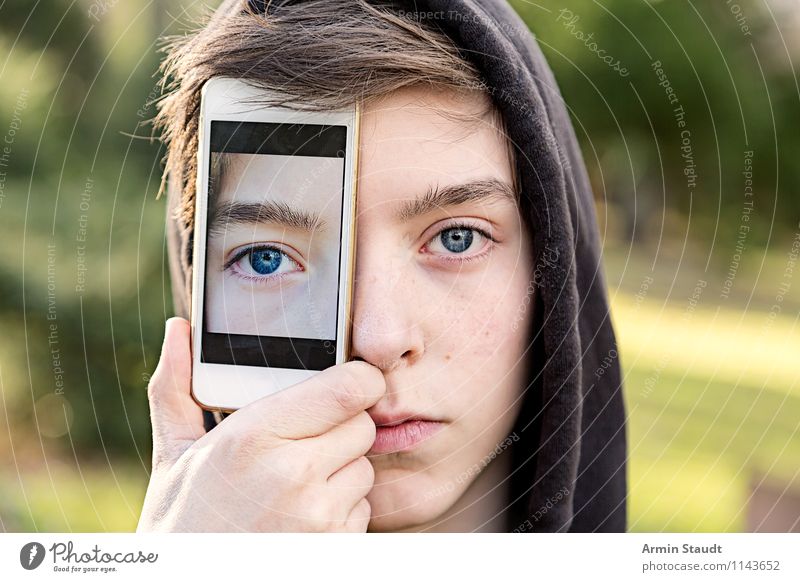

{"left": 147, "top": 317, "right": 206, "bottom": 471}
{"left": 329, "top": 456, "right": 374, "bottom": 528}
{"left": 344, "top": 497, "right": 371, "bottom": 532}
{"left": 327, "top": 455, "right": 374, "bottom": 492}
{"left": 235, "top": 360, "right": 386, "bottom": 440}
{"left": 299, "top": 411, "right": 375, "bottom": 477}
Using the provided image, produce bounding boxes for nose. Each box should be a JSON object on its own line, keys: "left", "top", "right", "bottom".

{"left": 348, "top": 231, "right": 425, "bottom": 373}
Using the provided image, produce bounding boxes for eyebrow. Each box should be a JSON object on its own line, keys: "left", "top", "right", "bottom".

{"left": 395, "top": 179, "right": 516, "bottom": 222}
{"left": 208, "top": 200, "right": 327, "bottom": 235}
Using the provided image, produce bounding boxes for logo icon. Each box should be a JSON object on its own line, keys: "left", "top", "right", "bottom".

{"left": 20, "top": 542, "right": 46, "bottom": 570}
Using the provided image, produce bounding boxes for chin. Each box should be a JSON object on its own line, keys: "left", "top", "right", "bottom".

{"left": 365, "top": 465, "right": 466, "bottom": 532}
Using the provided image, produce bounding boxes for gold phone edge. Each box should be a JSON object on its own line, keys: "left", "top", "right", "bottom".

{"left": 343, "top": 101, "right": 360, "bottom": 363}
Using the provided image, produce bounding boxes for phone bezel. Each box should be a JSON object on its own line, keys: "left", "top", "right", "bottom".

{"left": 190, "top": 76, "right": 359, "bottom": 412}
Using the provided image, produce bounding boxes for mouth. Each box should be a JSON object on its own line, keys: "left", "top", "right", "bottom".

{"left": 368, "top": 417, "right": 446, "bottom": 455}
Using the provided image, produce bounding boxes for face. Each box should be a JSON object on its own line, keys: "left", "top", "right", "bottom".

{"left": 354, "top": 86, "right": 534, "bottom": 531}
{"left": 205, "top": 153, "right": 344, "bottom": 339}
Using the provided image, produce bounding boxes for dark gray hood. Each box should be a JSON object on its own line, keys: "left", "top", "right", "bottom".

{"left": 164, "top": 0, "right": 627, "bottom": 532}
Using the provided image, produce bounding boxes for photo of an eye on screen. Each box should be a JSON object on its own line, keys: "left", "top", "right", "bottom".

{"left": 200, "top": 121, "right": 347, "bottom": 370}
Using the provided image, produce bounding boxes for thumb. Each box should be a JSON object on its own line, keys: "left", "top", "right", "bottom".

{"left": 147, "top": 316, "right": 206, "bottom": 472}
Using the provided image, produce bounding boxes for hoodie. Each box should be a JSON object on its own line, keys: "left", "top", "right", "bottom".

{"left": 164, "top": 0, "right": 627, "bottom": 533}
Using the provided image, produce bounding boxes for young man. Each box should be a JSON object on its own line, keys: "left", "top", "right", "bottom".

{"left": 139, "top": 0, "right": 627, "bottom": 532}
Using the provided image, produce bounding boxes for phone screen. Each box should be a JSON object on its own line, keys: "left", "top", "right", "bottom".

{"left": 200, "top": 120, "right": 347, "bottom": 370}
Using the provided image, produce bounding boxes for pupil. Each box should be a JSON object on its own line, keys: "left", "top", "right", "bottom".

{"left": 441, "top": 228, "right": 473, "bottom": 253}
{"left": 250, "top": 248, "right": 282, "bottom": 275}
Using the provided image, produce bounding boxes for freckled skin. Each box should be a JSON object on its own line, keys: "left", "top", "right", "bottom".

{"left": 352, "top": 87, "right": 534, "bottom": 531}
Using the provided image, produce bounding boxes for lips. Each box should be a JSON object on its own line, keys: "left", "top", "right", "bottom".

{"left": 368, "top": 417, "right": 445, "bottom": 455}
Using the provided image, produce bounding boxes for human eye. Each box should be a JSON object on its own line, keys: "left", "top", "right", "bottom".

{"left": 421, "top": 219, "right": 496, "bottom": 264}
{"left": 223, "top": 244, "right": 304, "bottom": 284}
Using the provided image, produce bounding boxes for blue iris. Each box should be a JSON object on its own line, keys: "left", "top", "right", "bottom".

{"left": 249, "top": 247, "right": 283, "bottom": 275}
{"left": 440, "top": 227, "right": 473, "bottom": 253}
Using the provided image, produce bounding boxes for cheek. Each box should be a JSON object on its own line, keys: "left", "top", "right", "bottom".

{"left": 433, "top": 266, "right": 532, "bottom": 368}
{"left": 433, "top": 257, "right": 533, "bottom": 421}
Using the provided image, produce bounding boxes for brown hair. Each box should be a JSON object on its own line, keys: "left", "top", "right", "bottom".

{"left": 153, "top": 0, "right": 515, "bottom": 231}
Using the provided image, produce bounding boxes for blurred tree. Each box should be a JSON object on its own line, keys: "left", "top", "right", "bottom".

{"left": 513, "top": 0, "right": 799, "bottom": 253}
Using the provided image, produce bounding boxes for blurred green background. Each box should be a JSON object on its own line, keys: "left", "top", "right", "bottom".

{"left": 0, "top": 0, "right": 797, "bottom": 532}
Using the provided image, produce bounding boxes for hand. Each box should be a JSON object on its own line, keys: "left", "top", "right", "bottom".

{"left": 137, "top": 317, "right": 386, "bottom": 532}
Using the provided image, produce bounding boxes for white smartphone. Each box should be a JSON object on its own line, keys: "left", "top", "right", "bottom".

{"left": 190, "top": 76, "right": 359, "bottom": 412}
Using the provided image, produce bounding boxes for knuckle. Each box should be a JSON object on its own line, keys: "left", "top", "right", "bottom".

{"left": 333, "top": 456, "right": 374, "bottom": 490}
{"left": 220, "top": 425, "right": 268, "bottom": 468}
{"left": 338, "top": 412, "right": 375, "bottom": 455}
{"left": 359, "top": 497, "right": 372, "bottom": 518}
{"left": 348, "top": 498, "right": 371, "bottom": 530}
{"left": 145, "top": 373, "right": 163, "bottom": 405}
{"left": 355, "top": 456, "right": 375, "bottom": 486}
{"left": 362, "top": 361, "right": 386, "bottom": 393}
{"left": 350, "top": 360, "right": 383, "bottom": 386}
{"left": 283, "top": 446, "right": 317, "bottom": 480}
{"left": 302, "top": 493, "right": 332, "bottom": 531}
{"left": 258, "top": 413, "right": 293, "bottom": 441}
{"left": 328, "top": 368, "right": 363, "bottom": 412}
{"left": 354, "top": 410, "right": 377, "bottom": 441}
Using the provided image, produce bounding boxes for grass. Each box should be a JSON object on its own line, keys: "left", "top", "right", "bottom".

{"left": 0, "top": 460, "right": 146, "bottom": 532}
{"left": 613, "top": 290, "right": 800, "bottom": 531}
